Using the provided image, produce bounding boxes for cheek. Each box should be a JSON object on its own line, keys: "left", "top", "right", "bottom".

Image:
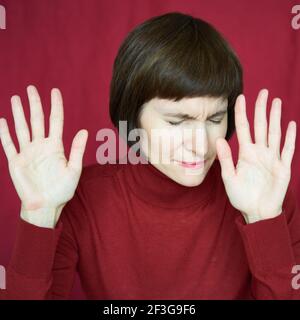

{"left": 208, "top": 121, "right": 228, "bottom": 152}
{"left": 155, "top": 128, "right": 180, "bottom": 158}
{"left": 222, "top": 116, "right": 228, "bottom": 136}
{"left": 220, "top": 118, "right": 228, "bottom": 136}
{"left": 139, "top": 126, "right": 180, "bottom": 160}
{"left": 211, "top": 117, "right": 228, "bottom": 137}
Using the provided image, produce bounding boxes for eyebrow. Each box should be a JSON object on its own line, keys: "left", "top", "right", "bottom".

{"left": 163, "top": 109, "right": 227, "bottom": 120}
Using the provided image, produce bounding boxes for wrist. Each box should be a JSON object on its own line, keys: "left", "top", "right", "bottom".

{"left": 20, "top": 204, "right": 65, "bottom": 229}
{"left": 241, "top": 213, "right": 262, "bottom": 224}
{"left": 241, "top": 208, "right": 283, "bottom": 224}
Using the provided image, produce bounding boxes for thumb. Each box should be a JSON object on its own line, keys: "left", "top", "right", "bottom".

{"left": 68, "top": 129, "right": 88, "bottom": 172}
{"left": 216, "top": 138, "right": 235, "bottom": 180}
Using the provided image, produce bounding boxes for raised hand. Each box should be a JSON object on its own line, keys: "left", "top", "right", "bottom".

{"left": 0, "top": 85, "right": 88, "bottom": 228}
{"left": 216, "top": 89, "right": 297, "bottom": 223}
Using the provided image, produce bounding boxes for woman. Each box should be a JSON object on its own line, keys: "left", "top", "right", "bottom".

{"left": 0, "top": 12, "right": 299, "bottom": 299}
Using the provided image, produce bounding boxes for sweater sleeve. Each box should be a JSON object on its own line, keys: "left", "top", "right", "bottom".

{"left": 0, "top": 186, "right": 83, "bottom": 300}
{"left": 235, "top": 185, "right": 300, "bottom": 299}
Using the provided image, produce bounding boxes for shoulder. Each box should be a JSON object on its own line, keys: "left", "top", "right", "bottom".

{"left": 61, "top": 161, "right": 126, "bottom": 220}
{"left": 79, "top": 161, "right": 126, "bottom": 187}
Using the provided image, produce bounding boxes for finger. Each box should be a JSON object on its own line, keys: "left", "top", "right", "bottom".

{"left": 27, "top": 85, "right": 45, "bottom": 140}
{"left": 235, "top": 94, "right": 252, "bottom": 146}
{"left": 216, "top": 138, "right": 236, "bottom": 180}
{"left": 68, "top": 130, "right": 88, "bottom": 172}
{"left": 49, "top": 88, "right": 64, "bottom": 139}
{"left": 281, "top": 121, "right": 297, "bottom": 168}
{"left": 0, "top": 118, "right": 18, "bottom": 161}
{"left": 11, "top": 95, "right": 31, "bottom": 151}
{"left": 268, "top": 98, "right": 281, "bottom": 158}
{"left": 254, "top": 89, "right": 268, "bottom": 146}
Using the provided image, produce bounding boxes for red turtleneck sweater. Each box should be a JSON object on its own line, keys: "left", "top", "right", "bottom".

{"left": 1, "top": 159, "right": 300, "bottom": 299}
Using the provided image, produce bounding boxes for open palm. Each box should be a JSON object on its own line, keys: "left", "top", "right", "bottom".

{"left": 0, "top": 85, "right": 88, "bottom": 212}
{"left": 216, "top": 89, "right": 297, "bottom": 223}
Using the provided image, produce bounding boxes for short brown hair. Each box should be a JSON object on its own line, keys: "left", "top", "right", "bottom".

{"left": 109, "top": 12, "right": 243, "bottom": 147}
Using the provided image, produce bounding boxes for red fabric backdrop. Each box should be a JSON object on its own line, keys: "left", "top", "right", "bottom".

{"left": 0, "top": 0, "right": 299, "bottom": 299}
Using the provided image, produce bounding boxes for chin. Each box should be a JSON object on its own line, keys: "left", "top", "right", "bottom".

{"left": 173, "top": 172, "right": 206, "bottom": 187}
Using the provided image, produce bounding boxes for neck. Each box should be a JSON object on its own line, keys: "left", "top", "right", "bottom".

{"left": 122, "top": 157, "right": 218, "bottom": 209}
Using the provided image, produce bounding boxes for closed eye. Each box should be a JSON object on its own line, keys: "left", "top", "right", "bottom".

{"left": 167, "top": 118, "right": 223, "bottom": 126}
{"left": 209, "top": 119, "right": 223, "bottom": 124}
{"left": 167, "top": 120, "right": 184, "bottom": 126}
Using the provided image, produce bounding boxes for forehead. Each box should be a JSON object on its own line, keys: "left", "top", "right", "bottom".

{"left": 150, "top": 96, "right": 228, "bottom": 115}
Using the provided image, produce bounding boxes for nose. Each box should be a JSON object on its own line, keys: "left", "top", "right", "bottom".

{"left": 183, "top": 124, "right": 208, "bottom": 160}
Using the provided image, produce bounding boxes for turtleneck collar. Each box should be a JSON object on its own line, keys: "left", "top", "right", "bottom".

{"left": 122, "top": 157, "right": 219, "bottom": 209}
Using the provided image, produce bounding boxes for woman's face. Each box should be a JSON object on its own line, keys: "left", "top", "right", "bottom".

{"left": 138, "top": 96, "right": 228, "bottom": 186}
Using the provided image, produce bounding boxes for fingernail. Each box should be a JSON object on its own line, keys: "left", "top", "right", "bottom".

{"left": 27, "top": 85, "right": 35, "bottom": 92}
{"left": 239, "top": 94, "right": 245, "bottom": 103}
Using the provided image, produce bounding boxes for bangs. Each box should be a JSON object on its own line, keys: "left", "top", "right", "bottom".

{"left": 154, "top": 23, "right": 242, "bottom": 103}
